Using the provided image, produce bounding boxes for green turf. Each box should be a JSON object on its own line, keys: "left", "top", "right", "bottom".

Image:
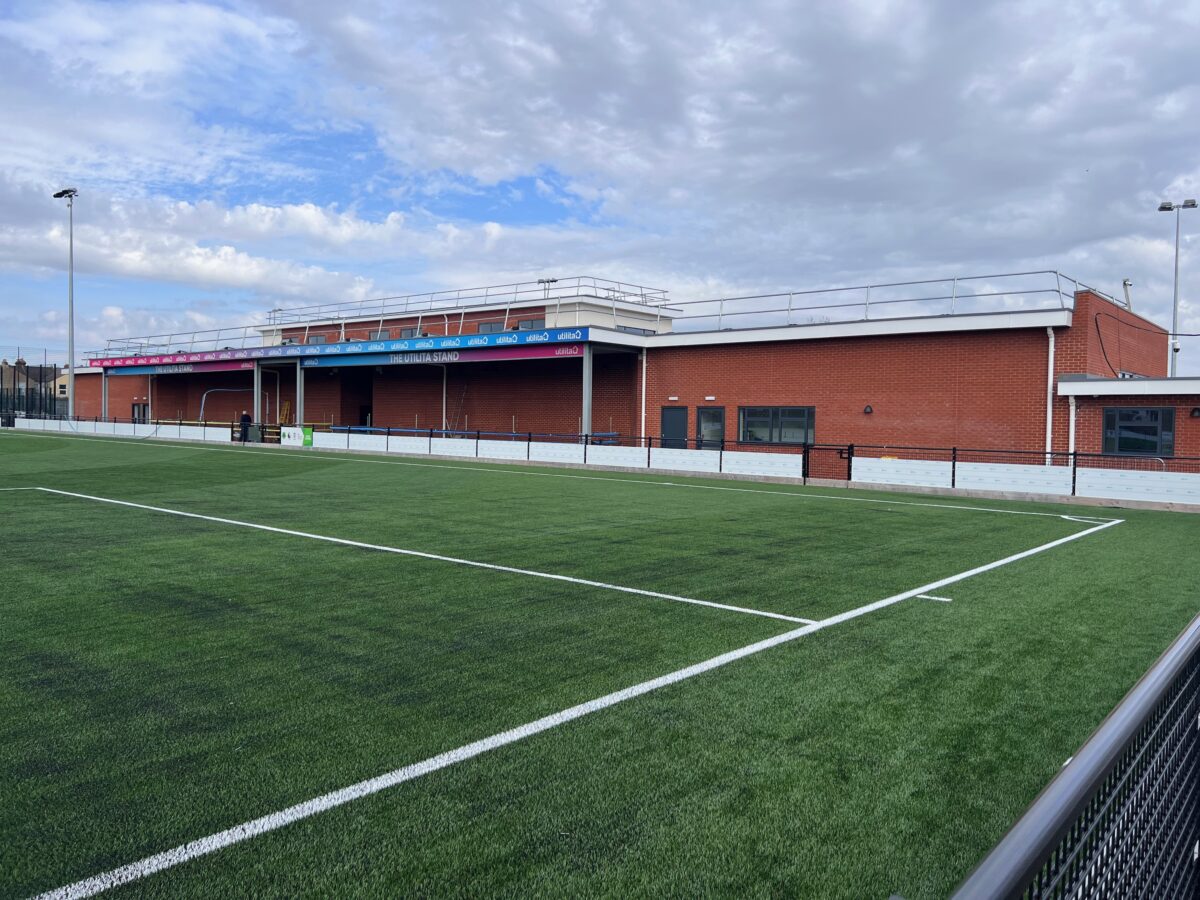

{"left": 1, "top": 431, "right": 1197, "bottom": 898}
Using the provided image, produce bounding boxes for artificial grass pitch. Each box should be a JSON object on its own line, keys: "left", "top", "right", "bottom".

{"left": 1, "top": 431, "right": 1196, "bottom": 898}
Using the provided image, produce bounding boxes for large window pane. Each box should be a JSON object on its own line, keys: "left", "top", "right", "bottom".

{"left": 1103, "top": 407, "right": 1175, "bottom": 456}
{"left": 738, "top": 406, "right": 814, "bottom": 444}
{"left": 739, "top": 407, "right": 773, "bottom": 442}
{"left": 778, "top": 408, "right": 810, "bottom": 444}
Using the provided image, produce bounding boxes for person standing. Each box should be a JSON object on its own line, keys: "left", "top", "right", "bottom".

{"left": 239, "top": 410, "right": 252, "bottom": 443}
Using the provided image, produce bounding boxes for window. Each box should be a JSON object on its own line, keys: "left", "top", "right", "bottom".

{"left": 477, "top": 322, "right": 506, "bottom": 334}
{"left": 307, "top": 334, "right": 327, "bottom": 345}
{"left": 738, "top": 406, "right": 814, "bottom": 444}
{"left": 1103, "top": 407, "right": 1175, "bottom": 456}
{"left": 617, "top": 325, "right": 655, "bottom": 335}
{"left": 517, "top": 318, "right": 545, "bottom": 330}
{"left": 369, "top": 330, "right": 389, "bottom": 340}
{"left": 399, "top": 327, "right": 418, "bottom": 338}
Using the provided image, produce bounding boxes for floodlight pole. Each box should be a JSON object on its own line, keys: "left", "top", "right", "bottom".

{"left": 1160, "top": 199, "right": 1197, "bottom": 377}
{"left": 53, "top": 188, "right": 79, "bottom": 417}
{"left": 1172, "top": 204, "right": 1181, "bottom": 378}
{"left": 68, "top": 194, "right": 74, "bottom": 420}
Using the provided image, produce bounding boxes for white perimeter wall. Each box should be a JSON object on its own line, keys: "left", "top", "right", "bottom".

{"left": 9, "top": 417, "right": 1200, "bottom": 506}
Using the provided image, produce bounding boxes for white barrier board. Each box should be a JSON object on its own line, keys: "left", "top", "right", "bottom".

{"left": 585, "top": 444, "right": 648, "bottom": 468}
{"left": 649, "top": 447, "right": 722, "bottom": 473}
{"left": 722, "top": 450, "right": 805, "bottom": 478}
{"left": 529, "top": 442, "right": 586, "bottom": 464}
{"left": 313, "top": 431, "right": 347, "bottom": 450}
{"left": 477, "top": 439, "right": 529, "bottom": 461}
{"left": 348, "top": 434, "right": 390, "bottom": 453}
{"left": 387, "top": 436, "right": 431, "bottom": 456}
{"left": 853, "top": 457, "right": 952, "bottom": 488}
{"left": 955, "top": 461, "right": 1073, "bottom": 495}
{"left": 1076, "top": 468, "right": 1200, "bottom": 504}
{"left": 430, "top": 437, "right": 478, "bottom": 458}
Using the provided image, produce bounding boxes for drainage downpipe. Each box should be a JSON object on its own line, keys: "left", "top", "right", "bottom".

{"left": 1044, "top": 327, "right": 1055, "bottom": 465}
{"left": 1068, "top": 395, "right": 1076, "bottom": 455}
{"left": 639, "top": 348, "right": 647, "bottom": 441}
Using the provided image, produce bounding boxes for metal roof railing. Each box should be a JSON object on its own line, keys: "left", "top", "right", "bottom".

{"left": 84, "top": 270, "right": 1123, "bottom": 360}
{"left": 265, "top": 275, "right": 670, "bottom": 325}
{"left": 653, "top": 270, "right": 1119, "bottom": 334}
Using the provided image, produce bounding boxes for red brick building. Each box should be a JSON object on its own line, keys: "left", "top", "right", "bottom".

{"left": 73, "top": 273, "right": 1199, "bottom": 466}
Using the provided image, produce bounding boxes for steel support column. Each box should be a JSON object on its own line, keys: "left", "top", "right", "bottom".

{"left": 252, "top": 361, "right": 262, "bottom": 423}
{"left": 101, "top": 369, "right": 109, "bottom": 419}
{"left": 295, "top": 360, "right": 305, "bottom": 425}
{"left": 581, "top": 344, "right": 593, "bottom": 435}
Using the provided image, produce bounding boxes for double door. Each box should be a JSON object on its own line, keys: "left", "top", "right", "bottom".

{"left": 660, "top": 406, "right": 725, "bottom": 449}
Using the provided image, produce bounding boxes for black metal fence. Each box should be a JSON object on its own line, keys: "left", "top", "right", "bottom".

{"left": 9, "top": 416, "right": 1200, "bottom": 495}
{"left": 0, "top": 387, "right": 63, "bottom": 419}
{"left": 954, "top": 612, "right": 1200, "bottom": 899}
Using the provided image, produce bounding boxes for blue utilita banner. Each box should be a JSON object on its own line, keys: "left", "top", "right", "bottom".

{"left": 93, "top": 327, "right": 591, "bottom": 370}
{"left": 278, "top": 327, "right": 589, "bottom": 359}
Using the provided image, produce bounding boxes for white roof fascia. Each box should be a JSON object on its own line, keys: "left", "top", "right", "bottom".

{"left": 588, "top": 308, "right": 1073, "bottom": 350}
{"left": 1057, "top": 378, "right": 1200, "bottom": 397}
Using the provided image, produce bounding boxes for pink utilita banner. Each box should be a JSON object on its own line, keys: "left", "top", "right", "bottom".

{"left": 104, "top": 360, "right": 257, "bottom": 376}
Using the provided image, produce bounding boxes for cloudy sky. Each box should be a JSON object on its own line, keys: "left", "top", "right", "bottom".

{"left": 1, "top": 0, "right": 1198, "bottom": 371}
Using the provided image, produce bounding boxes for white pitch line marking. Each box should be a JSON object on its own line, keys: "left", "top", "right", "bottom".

{"left": 917, "top": 594, "right": 953, "bottom": 602}
{"left": 0, "top": 486, "right": 39, "bottom": 491}
{"left": 32, "top": 515, "right": 1122, "bottom": 900}
{"left": 33, "top": 488, "right": 813, "bottom": 625}
{"left": 0, "top": 430, "right": 1120, "bottom": 521}
{"left": 1060, "top": 514, "right": 1112, "bottom": 525}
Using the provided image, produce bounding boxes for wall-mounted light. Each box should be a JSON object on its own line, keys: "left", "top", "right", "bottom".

{"left": 704, "top": 396, "right": 716, "bottom": 401}
{"left": 668, "top": 395, "right": 679, "bottom": 401}
{"left": 863, "top": 405, "right": 873, "bottom": 414}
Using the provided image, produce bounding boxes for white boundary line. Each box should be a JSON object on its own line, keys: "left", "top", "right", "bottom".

{"left": 0, "top": 430, "right": 1120, "bottom": 521}
{"left": 917, "top": 594, "right": 953, "bottom": 602}
{"left": 0, "top": 486, "right": 39, "bottom": 491}
{"left": 32, "top": 515, "right": 1123, "bottom": 900}
{"left": 34, "top": 488, "right": 814, "bottom": 625}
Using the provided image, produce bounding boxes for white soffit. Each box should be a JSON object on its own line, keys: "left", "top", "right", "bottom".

{"left": 590, "top": 308, "right": 1073, "bottom": 349}
{"left": 1058, "top": 378, "right": 1200, "bottom": 397}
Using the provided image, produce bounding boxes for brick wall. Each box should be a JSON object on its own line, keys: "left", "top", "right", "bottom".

{"left": 359, "top": 353, "right": 637, "bottom": 434}
{"left": 646, "top": 329, "right": 1054, "bottom": 451}
{"left": 1056, "top": 290, "right": 1168, "bottom": 380}
{"left": 74, "top": 372, "right": 150, "bottom": 418}
{"left": 1050, "top": 291, "right": 1168, "bottom": 453}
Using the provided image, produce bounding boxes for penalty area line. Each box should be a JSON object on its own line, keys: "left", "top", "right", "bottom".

{"left": 32, "top": 488, "right": 814, "bottom": 626}
{"left": 32, "top": 515, "right": 1122, "bottom": 900}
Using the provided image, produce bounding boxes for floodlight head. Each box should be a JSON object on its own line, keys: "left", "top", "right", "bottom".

{"left": 1159, "top": 201, "right": 1174, "bottom": 212}
{"left": 1184, "top": 199, "right": 1198, "bottom": 209}
{"left": 52, "top": 188, "right": 78, "bottom": 199}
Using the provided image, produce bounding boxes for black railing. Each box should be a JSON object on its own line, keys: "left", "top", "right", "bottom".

{"left": 9, "top": 415, "right": 1200, "bottom": 493}
{"left": 0, "top": 388, "right": 63, "bottom": 419}
{"left": 954, "top": 612, "right": 1200, "bottom": 899}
